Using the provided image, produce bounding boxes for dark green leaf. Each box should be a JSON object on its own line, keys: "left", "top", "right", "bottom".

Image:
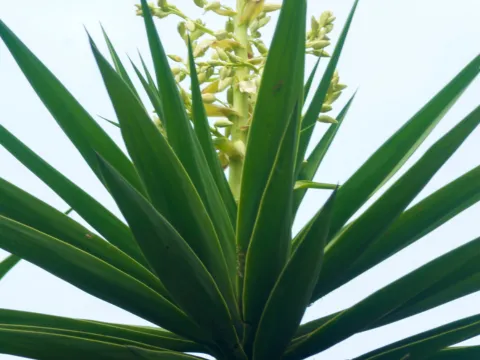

{"left": 313, "top": 106, "right": 480, "bottom": 301}
{"left": 355, "top": 313, "right": 480, "bottom": 360}
{"left": 294, "top": 94, "right": 356, "bottom": 213}
{"left": 326, "top": 54, "right": 480, "bottom": 240}
{"left": 253, "top": 191, "right": 335, "bottom": 360}
{"left": 97, "top": 156, "right": 244, "bottom": 357}
{"left": 0, "top": 20, "right": 145, "bottom": 194}
{"left": 0, "top": 309, "right": 204, "bottom": 353}
{"left": 296, "top": 0, "right": 360, "bottom": 173}
{"left": 238, "top": 0, "right": 307, "bottom": 352}
{"left": 101, "top": 25, "right": 140, "bottom": 100}
{"left": 0, "top": 254, "right": 20, "bottom": 281}
{"left": 0, "top": 216, "right": 205, "bottom": 341}
{"left": 88, "top": 36, "right": 238, "bottom": 320}
{"left": 0, "top": 176, "right": 167, "bottom": 297}
{"left": 284, "top": 236, "right": 480, "bottom": 359}
{"left": 294, "top": 181, "right": 338, "bottom": 191}
{"left": 429, "top": 346, "right": 480, "bottom": 360}
{"left": 304, "top": 58, "right": 320, "bottom": 102}
{"left": 187, "top": 38, "right": 237, "bottom": 227}
{"left": 0, "top": 125, "right": 146, "bottom": 265}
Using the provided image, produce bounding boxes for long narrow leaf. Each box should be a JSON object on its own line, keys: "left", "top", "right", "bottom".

{"left": 101, "top": 26, "right": 140, "bottom": 99}
{"left": 0, "top": 20, "right": 145, "bottom": 194}
{"left": 0, "top": 309, "right": 204, "bottom": 353}
{"left": 88, "top": 36, "right": 238, "bottom": 320}
{"left": 284, "top": 236, "right": 480, "bottom": 359}
{"left": 97, "top": 156, "right": 244, "bottom": 357}
{"left": 0, "top": 125, "right": 146, "bottom": 265}
{"left": 236, "top": 0, "right": 307, "bottom": 294}
{"left": 0, "top": 177, "right": 167, "bottom": 297}
{"left": 296, "top": 0, "right": 360, "bottom": 173}
{"left": 187, "top": 39, "right": 237, "bottom": 227}
{"left": 253, "top": 191, "right": 335, "bottom": 359}
{"left": 0, "top": 216, "right": 205, "bottom": 342}
{"left": 313, "top": 106, "right": 480, "bottom": 301}
{"left": 294, "top": 94, "right": 356, "bottom": 213}
{"left": 429, "top": 346, "right": 480, "bottom": 360}
{"left": 239, "top": 0, "right": 307, "bottom": 352}
{"left": 355, "top": 314, "right": 480, "bottom": 360}
{"left": 137, "top": 4, "right": 238, "bottom": 282}
{"left": 0, "top": 254, "right": 20, "bottom": 281}
{"left": 0, "top": 327, "right": 202, "bottom": 360}
{"left": 326, "top": 54, "right": 480, "bottom": 240}
{"left": 304, "top": 58, "right": 320, "bottom": 102}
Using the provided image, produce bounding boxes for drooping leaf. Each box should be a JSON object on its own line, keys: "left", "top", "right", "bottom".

{"left": 0, "top": 309, "right": 204, "bottom": 353}
{"left": 97, "top": 156, "right": 244, "bottom": 357}
{"left": 296, "top": 0, "right": 360, "bottom": 173}
{"left": 354, "top": 313, "right": 480, "bottom": 360}
{"left": 238, "top": 0, "right": 307, "bottom": 352}
{"left": 0, "top": 327, "right": 202, "bottom": 360}
{"left": 325, "top": 54, "right": 480, "bottom": 240}
{"left": 337, "top": 164, "right": 480, "bottom": 295}
{"left": 0, "top": 254, "right": 20, "bottom": 281}
{"left": 313, "top": 105, "right": 480, "bottom": 301}
{"left": 0, "top": 20, "right": 145, "bottom": 194}
{"left": 88, "top": 36, "right": 238, "bottom": 320}
{"left": 253, "top": 191, "right": 335, "bottom": 360}
{"left": 0, "top": 216, "right": 205, "bottom": 342}
{"left": 0, "top": 176, "right": 167, "bottom": 297}
{"left": 294, "top": 94, "right": 356, "bottom": 213}
{"left": 284, "top": 236, "right": 480, "bottom": 359}
{"left": 187, "top": 38, "right": 237, "bottom": 227}
{"left": 0, "top": 125, "right": 146, "bottom": 265}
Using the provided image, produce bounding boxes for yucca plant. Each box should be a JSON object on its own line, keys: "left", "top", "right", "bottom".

{"left": 0, "top": 0, "right": 480, "bottom": 359}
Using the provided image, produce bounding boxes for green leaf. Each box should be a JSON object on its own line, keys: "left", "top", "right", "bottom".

{"left": 238, "top": 0, "right": 307, "bottom": 351}
{"left": 313, "top": 105, "right": 480, "bottom": 301}
{"left": 253, "top": 191, "right": 335, "bottom": 360}
{"left": 429, "top": 347, "right": 480, "bottom": 360}
{"left": 0, "top": 176, "right": 167, "bottom": 297}
{"left": 98, "top": 116, "right": 121, "bottom": 129}
{"left": 130, "top": 59, "right": 165, "bottom": 122}
{"left": 0, "top": 254, "right": 20, "bottom": 281}
{"left": 236, "top": 0, "right": 307, "bottom": 294}
{"left": 338, "top": 163, "right": 480, "bottom": 296}
{"left": 187, "top": 38, "right": 237, "bottom": 227}
{"left": 296, "top": 0, "right": 360, "bottom": 173}
{"left": 0, "top": 216, "right": 205, "bottom": 341}
{"left": 326, "top": 54, "right": 480, "bottom": 240}
{"left": 0, "top": 20, "right": 145, "bottom": 194}
{"left": 304, "top": 58, "right": 320, "bottom": 102}
{"left": 294, "top": 181, "right": 338, "bottom": 191}
{"left": 101, "top": 25, "right": 140, "bottom": 100}
{"left": 97, "top": 156, "right": 244, "bottom": 357}
{"left": 0, "top": 125, "right": 146, "bottom": 265}
{"left": 137, "top": 4, "right": 238, "bottom": 280}
{"left": 0, "top": 327, "right": 202, "bottom": 360}
{"left": 294, "top": 94, "right": 356, "bottom": 213}
{"left": 0, "top": 309, "right": 204, "bottom": 353}
{"left": 87, "top": 36, "right": 238, "bottom": 320}
{"left": 284, "top": 236, "right": 480, "bottom": 360}
{"left": 355, "top": 313, "right": 480, "bottom": 360}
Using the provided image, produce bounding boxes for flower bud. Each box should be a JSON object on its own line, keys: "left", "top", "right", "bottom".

{"left": 240, "top": 0, "right": 265, "bottom": 26}
{"left": 157, "top": 0, "right": 168, "bottom": 9}
{"left": 216, "top": 48, "right": 230, "bottom": 62}
{"left": 263, "top": 3, "right": 281, "bottom": 12}
{"left": 220, "top": 66, "right": 231, "bottom": 80}
{"left": 321, "top": 104, "right": 332, "bottom": 113}
{"left": 318, "top": 11, "right": 333, "bottom": 28}
{"left": 218, "top": 77, "right": 234, "bottom": 92}
{"left": 225, "top": 18, "right": 235, "bottom": 32}
{"left": 205, "top": 1, "right": 221, "bottom": 11}
{"left": 177, "top": 22, "right": 187, "bottom": 39}
{"left": 307, "top": 40, "right": 330, "bottom": 50}
{"left": 214, "top": 118, "right": 234, "bottom": 128}
{"left": 193, "top": 0, "right": 207, "bottom": 8}
{"left": 202, "top": 93, "right": 217, "bottom": 103}
{"left": 213, "top": 8, "right": 237, "bottom": 16}
{"left": 214, "top": 30, "right": 228, "bottom": 40}
{"left": 311, "top": 16, "right": 320, "bottom": 34}
{"left": 317, "top": 115, "right": 338, "bottom": 124}
{"left": 168, "top": 54, "right": 183, "bottom": 62}
{"left": 186, "top": 20, "right": 197, "bottom": 32}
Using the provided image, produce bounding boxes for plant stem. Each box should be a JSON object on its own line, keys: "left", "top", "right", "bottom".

{"left": 229, "top": 0, "right": 250, "bottom": 201}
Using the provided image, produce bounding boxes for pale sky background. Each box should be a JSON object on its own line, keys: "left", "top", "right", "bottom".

{"left": 0, "top": 1, "right": 479, "bottom": 359}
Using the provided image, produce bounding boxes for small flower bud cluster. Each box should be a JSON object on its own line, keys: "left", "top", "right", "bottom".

{"left": 136, "top": 1, "right": 345, "bottom": 169}
{"left": 317, "top": 71, "right": 348, "bottom": 124}
{"left": 307, "top": 11, "right": 336, "bottom": 57}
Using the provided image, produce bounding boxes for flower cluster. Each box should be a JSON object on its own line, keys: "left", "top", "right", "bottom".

{"left": 136, "top": 0, "right": 347, "bottom": 170}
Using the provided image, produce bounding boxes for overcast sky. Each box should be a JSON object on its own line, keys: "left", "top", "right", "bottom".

{"left": 0, "top": 1, "right": 479, "bottom": 359}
